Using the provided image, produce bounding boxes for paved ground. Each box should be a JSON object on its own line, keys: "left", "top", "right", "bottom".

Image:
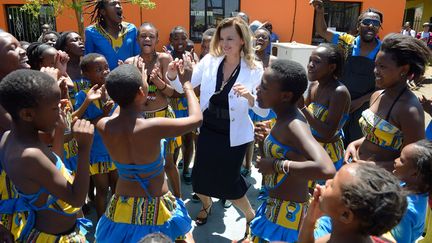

{"left": 85, "top": 66, "right": 432, "bottom": 242}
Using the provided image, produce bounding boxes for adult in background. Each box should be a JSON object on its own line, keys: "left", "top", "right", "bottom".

{"left": 311, "top": 0, "right": 383, "bottom": 145}
{"left": 168, "top": 17, "right": 268, "bottom": 235}
{"left": 84, "top": 0, "right": 140, "bottom": 70}
{"left": 37, "top": 23, "right": 51, "bottom": 42}
{"left": 416, "top": 22, "right": 432, "bottom": 48}
{"left": 262, "top": 22, "right": 279, "bottom": 55}
{"left": 402, "top": 21, "right": 416, "bottom": 38}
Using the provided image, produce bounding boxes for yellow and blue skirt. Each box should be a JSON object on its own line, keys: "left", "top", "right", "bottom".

{"left": 320, "top": 137, "right": 345, "bottom": 171}
{"left": 89, "top": 156, "right": 116, "bottom": 176}
{"left": 95, "top": 191, "right": 192, "bottom": 242}
{"left": 24, "top": 218, "right": 90, "bottom": 243}
{"left": 143, "top": 106, "right": 182, "bottom": 154}
{"left": 251, "top": 196, "right": 308, "bottom": 243}
{"left": 0, "top": 201, "right": 26, "bottom": 241}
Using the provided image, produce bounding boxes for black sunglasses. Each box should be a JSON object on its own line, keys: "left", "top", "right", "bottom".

{"left": 361, "top": 18, "right": 381, "bottom": 27}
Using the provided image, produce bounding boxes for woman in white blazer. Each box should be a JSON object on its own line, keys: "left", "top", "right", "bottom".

{"left": 168, "top": 17, "right": 268, "bottom": 237}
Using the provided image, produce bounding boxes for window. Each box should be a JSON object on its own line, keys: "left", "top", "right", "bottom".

{"left": 312, "top": 2, "right": 361, "bottom": 45}
{"left": 6, "top": 5, "right": 56, "bottom": 42}
{"left": 190, "top": 0, "right": 240, "bottom": 42}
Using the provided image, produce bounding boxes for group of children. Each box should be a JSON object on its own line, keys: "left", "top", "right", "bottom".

{"left": 0, "top": 2, "right": 431, "bottom": 243}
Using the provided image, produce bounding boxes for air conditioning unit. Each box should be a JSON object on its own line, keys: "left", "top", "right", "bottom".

{"left": 271, "top": 42, "right": 317, "bottom": 73}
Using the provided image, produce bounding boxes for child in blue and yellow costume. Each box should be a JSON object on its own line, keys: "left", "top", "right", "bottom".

{"left": 167, "top": 26, "right": 199, "bottom": 182}
{"left": 252, "top": 59, "right": 335, "bottom": 242}
{"left": 0, "top": 69, "right": 94, "bottom": 242}
{"left": 74, "top": 53, "right": 118, "bottom": 219}
{"left": 302, "top": 43, "right": 351, "bottom": 171}
{"left": 94, "top": 62, "right": 200, "bottom": 242}
{"left": 84, "top": 0, "right": 140, "bottom": 71}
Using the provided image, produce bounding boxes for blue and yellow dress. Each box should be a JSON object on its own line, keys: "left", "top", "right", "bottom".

{"left": 85, "top": 22, "right": 140, "bottom": 70}
{"left": 250, "top": 134, "right": 308, "bottom": 243}
{"left": 358, "top": 109, "right": 404, "bottom": 152}
{"left": 95, "top": 140, "right": 192, "bottom": 242}
{"left": 307, "top": 102, "right": 348, "bottom": 170}
{"left": 75, "top": 89, "right": 117, "bottom": 175}
{"left": 0, "top": 165, "right": 26, "bottom": 240}
{"left": 144, "top": 79, "right": 181, "bottom": 154}
{"left": 63, "top": 78, "right": 90, "bottom": 174}
{"left": 12, "top": 154, "right": 90, "bottom": 242}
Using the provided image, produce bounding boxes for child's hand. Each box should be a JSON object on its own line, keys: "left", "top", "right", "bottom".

{"left": 58, "top": 77, "right": 69, "bottom": 100}
{"left": 40, "top": 66, "right": 60, "bottom": 81}
{"left": 56, "top": 99, "right": 71, "bottom": 132}
{"left": 254, "top": 121, "right": 271, "bottom": 142}
{"left": 149, "top": 65, "right": 163, "bottom": 85}
{"left": 176, "top": 55, "right": 193, "bottom": 85}
{"left": 102, "top": 100, "right": 114, "bottom": 116}
{"left": 55, "top": 50, "right": 70, "bottom": 77}
{"left": 255, "top": 156, "right": 276, "bottom": 174}
{"left": 344, "top": 141, "right": 360, "bottom": 164}
{"left": 86, "top": 84, "right": 103, "bottom": 102}
{"left": 72, "top": 119, "right": 94, "bottom": 151}
{"left": 419, "top": 95, "right": 432, "bottom": 115}
{"left": 307, "top": 184, "right": 324, "bottom": 222}
{"left": 162, "top": 45, "right": 171, "bottom": 55}
{"left": 167, "top": 58, "right": 179, "bottom": 81}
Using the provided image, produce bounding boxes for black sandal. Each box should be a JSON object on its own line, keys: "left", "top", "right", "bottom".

{"left": 243, "top": 221, "right": 251, "bottom": 240}
{"left": 195, "top": 202, "right": 212, "bottom": 226}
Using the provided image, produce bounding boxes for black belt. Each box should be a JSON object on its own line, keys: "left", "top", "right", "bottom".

{"left": 208, "top": 102, "right": 230, "bottom": 120}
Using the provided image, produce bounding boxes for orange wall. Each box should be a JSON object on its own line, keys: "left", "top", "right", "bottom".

{"left": 1, "top": 0, "right": 406, "bottom": 50}
{"left": 243, "top": 0, "right": 406, "bottom": 44}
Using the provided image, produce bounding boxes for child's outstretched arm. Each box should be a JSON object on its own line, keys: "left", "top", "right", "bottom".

{"left": 145, "top": 54, "right": 203, "bottom": 138}
{"left": 72, "top": 84, "right": 104, "bottom": 119}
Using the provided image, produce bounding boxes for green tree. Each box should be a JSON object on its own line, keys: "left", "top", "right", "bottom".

{"left": 22, "top": 0, "right": 156, "bottom": 37}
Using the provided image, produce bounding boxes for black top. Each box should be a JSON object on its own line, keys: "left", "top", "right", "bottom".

{"left": 202, "top": 59, "right": 241, "bottom": 134}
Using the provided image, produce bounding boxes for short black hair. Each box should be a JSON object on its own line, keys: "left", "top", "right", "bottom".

{"left": 318, "top": 43, "right": 345, "bottom": 79}
{"left": 139, "top": 22, "right": 158, "bottom": 38}
{"left": 269, "top": 59, "right": 308, "bottom": 103}
{"left": 358, "top": 8, "right": 383, "bottom": 24}
{"left": 26, "top": 42, "right": 56, "bottom": 70}
{"left": 412, "top": 139, "right": 432, "bottom": 194}
{"left": 80, "top": 53, "right": 105, "bottom": 73}
{"left": 380, "top": 33, "right": 432, "bottom": 81}
{"left": 342, "top": 163, "right": 407, "bottom": 236}
{"left": 0, "top": 69, "right": 56, "bottom": 120}
{"left": 55, "top": 31, "right": 76, "bottom": 51}
{"left": 42, "top": 31, "right": 60, "bottom": 40}
{"left": 169, "top": 26, "right": 187, "bottom": 40}
{"left": 105, "top": 64, "right": 143, "bottom": 107}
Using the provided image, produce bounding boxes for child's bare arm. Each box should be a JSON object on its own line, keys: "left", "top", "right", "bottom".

{"left": 25, "top": 119, "right": 93, "bottom": 207}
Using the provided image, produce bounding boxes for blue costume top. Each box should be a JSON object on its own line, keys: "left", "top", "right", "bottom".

{"left": 426, "top": 121, "right": 432, "bottom": 141}
{"left": 251, "top": 133, "right": 305, "bottom": 243}
{"left": 74, "top": 89, "right": 117, "bottom": 164}
{"left": 85, "top": 22, "right": 140, "bottom": 70}
{"left": 114, "top": 140, "right": 166, "bottom": 199}
{"left": 0, "top": 154, "right": 91, "bottom": 241}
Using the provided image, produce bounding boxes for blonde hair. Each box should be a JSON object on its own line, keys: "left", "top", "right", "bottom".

{"left": 210, "top": 17, "right": 256, "bottom": 69}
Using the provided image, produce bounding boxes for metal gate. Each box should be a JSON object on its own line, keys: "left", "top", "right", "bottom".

{"left": 6, "top": 5, "right": 56, "bottom": 42}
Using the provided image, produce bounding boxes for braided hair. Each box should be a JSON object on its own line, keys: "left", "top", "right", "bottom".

{"left": 84, "top": 0, "right": 107, "bottom": 24}
{"left": 26, "top": 42, "right": 56, "bottom": 70}
{"left": 412, "top": 139, "right": 432, "bottom": 195}
{"left": 341, "top": 164, "right": 407, "bottom": 236}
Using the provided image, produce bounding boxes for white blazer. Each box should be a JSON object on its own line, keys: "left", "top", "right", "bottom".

{"left": 171, "top": 54, "right": 269, "bottom": 147}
